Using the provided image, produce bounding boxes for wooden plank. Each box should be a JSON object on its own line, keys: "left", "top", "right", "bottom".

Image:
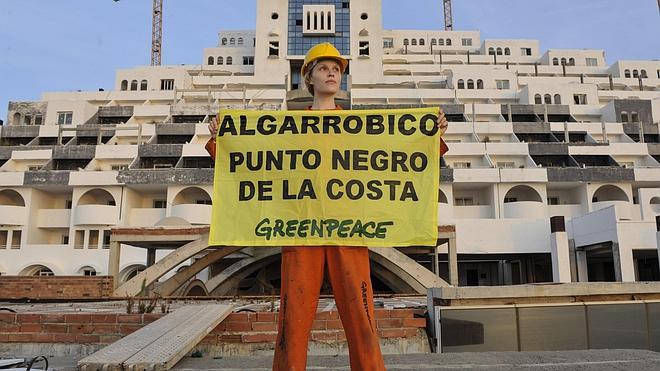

{"left": 77, "top": 306, "right": 203, "bottom": 371}
{"left": 124, "top": 304, "right": 232, "bottom": 371}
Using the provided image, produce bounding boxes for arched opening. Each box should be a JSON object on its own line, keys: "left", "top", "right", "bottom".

{"left": 403, "top": 38, "right": 409, "bottom": 46}
{"left": 229, "top": 38, "right": 235, "bottom": 45}
{"left": 569, "top": 58, "right": 575, "bottom": 66}
{"left": 504, "top": 185, "right": 543, "bottom": 203}
{"left": 553, "top": 94, "right": 561, "bottom": 105}
{"left": 183, "top": 280, "right": 208, "bottom": 297}
{"left": 411, "top": 39, "right": 417, "bottom": 46}
{"left": 457, "top": 79, "right": 465, "bottom": 89}
{"left": 560, "top": 58, "right": 567, "bottom": 66}
{"left": 467, "top": 79, "right": 475, "bottom": 89}
{"left": 431, "top": 39, "right": 437, "bottom": 46}
{"left": 140, "top": 80, "right": 147, "bottom": 91}
{"left": 217, "top": 56, "right": 223, "bottom": 65}
{"left": 438, "top": 38, "right": 444, "bottom": 46}
{"left": 620, "top": 111, "right": 628, "bottom": 123}
{"left": 120, "top": 80, "right": 128, "bottom": 91}
{"left": 650, "top": 197, "right": 660, "bottom": 213}
{"left": 19, "top": 264, "right": 54, "bottom": 276}
{"left": 504, "top": 47, "right": 510, "bottom": 56}
{"left": 78, "top": 189, "right": 116, "bottom": 206}
{"left": 419, "top": 38, "right": 425, "bottom": 46}
{"left": 535, "top": 94, "right": 542, "bottom": 104}
{"left": 624, "top": 69, "right": 631, "bottom": 78}
{"left": 221, "top": 38, "right": 227, "bottom": 45}
{"left": 130, "top": 80, "right": 138, "bottom": 91}
{"left": 207, "top": 56, "right": 214, "bottom": 65}
{"left": 553, "top": 58, "right": 559, "bottom": 66}
{"left": 227, "top": 56, "right": 233, "bottom": 65}
{"left": 445, "top": 38, "right": 451, "bottom": 46}
{"left": 173, "top": 187, "right": 212, "bottom": 206}
{"left": 119, "top": 264, "right": 146, "bottom": 284}
{"left": 13, "top": 112, "right": 21, "bottom": 126}
{"left": 78, "top": 265, "right": 97, "bottom": 276}
{"left": 633, "top": 70, "right": 639, "bottom": 78}
{"left": 238, "top": 37, "right": 244, "bottom": 45}
{"left": 488, "top": 47, "right": 495, "bottom": 56}
{"left": 496, "top": 47, "right": 503, "bottom": 55}
{"left": 438, "top": 190, "right": 448, "bottom": 204}
{"left": 476, "top": 79, "right": 484, "bottom": 89}
{"left": 640, "top": 70, "right": 647, "bottom": 78}
{"left": 0, "top": 190, "right": 25, "bottom": 206}
{"left": 591, "top": 185, "right": 629, "bottom": 203}
{"left": 544, "top": 94, "right": 552, "bottom": 104}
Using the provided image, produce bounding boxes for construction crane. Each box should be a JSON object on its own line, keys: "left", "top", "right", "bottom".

{"left": 443, "top": 0, "right": 453, "bottom": 31}
{"left": 113, "top": 0, "right": 163, "bottom": 66}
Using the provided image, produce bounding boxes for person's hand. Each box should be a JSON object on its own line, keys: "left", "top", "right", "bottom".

{"left": 437, "top": 108, "right": 448, "bottom": 136}
{"left": 208, "top": 114, "right": 219, "bottom": 138}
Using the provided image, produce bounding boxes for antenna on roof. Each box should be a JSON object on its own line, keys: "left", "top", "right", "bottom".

{"left": 443, "top": 0, "right": 453, "bottom": 31}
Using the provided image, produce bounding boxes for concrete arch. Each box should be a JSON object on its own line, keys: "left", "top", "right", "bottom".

{"left": 0, "top": 189, "right": 25, "bottom": 206}
{"left": 182, "top": 279, "right": 209, "bottom": 296}
{"left": 206, "top": 247, "right": 449, "bottom": 295}
{"left": 78, "top": 188, "right": 116, "bottom": 206}
{"left": 119, "top": 264, "right": 146, "bottom": 285}
{"left": 504, "top": 185, "right": 543, "bottom": 203}
{"left": 172, "top": 187, "right": 212, "bottom": 206}
{"left": 76, "top": 264, "right": 101, "bottom": 276}
{"left": 592, "top": 185, "right": 629, "bottom": 203}
{"left": 650, "top": 196, "right": 660, "bottom": 214}
{"left": 114, "top": 234, "right": 212, "bottom": 297}
{"left": 19, "top": 264, "right": 56, "bottom": 276}
{"left": 438, "top": 190, "right": 448, "bottom": 204}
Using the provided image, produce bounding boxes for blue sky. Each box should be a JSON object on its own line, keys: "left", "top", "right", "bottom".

{"left": 1, "top": 0, "right": 658, "bottom": 121}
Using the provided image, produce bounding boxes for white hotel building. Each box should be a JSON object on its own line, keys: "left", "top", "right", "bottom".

{"left": 1, "top": 0, "right": 660, "bottom": 294}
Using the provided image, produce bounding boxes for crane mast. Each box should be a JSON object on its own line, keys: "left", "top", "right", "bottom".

{"left": 151, "top": 0, "right": 163, "bottom": 66}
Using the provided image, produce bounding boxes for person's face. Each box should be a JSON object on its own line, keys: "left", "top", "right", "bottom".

{"left": 310, "top": 60, "right": 342, "bottom": 96}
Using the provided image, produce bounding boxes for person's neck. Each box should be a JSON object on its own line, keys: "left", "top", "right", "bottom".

{"left": 310, "top": 93, "right": 336, "bottom": 110}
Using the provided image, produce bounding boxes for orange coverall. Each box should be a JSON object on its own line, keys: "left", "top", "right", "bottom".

{"left": 206, "top": 109, "right": 448, "bottom": 370}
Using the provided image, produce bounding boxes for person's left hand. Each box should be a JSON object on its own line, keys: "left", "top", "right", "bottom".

{"left": 437, "top": 108, "right": 448, "bottom": 136}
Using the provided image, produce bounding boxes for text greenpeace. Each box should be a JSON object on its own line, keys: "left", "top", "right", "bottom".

{"left": 209, "top": 107, "right": 440, "bottom": 247}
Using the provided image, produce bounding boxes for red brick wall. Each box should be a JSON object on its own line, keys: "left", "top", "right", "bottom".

{"left": 0, "top": 309, "right": 427, "bottom": 345}
{"left": 0, "top": 276, "right": 114, "bottom": 300}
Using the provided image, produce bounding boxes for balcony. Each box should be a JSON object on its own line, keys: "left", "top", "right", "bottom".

{"left": 73, "top": 205, "right": 119, "bottom": 225}
{"left": 0, "top": 205, "right": 27, "bottom": 225}
{"left": 37, "top": 209, "right": 71, "bottom": 228}
{"left": 129, "top": 208, "right": 167, "bottom": 226}
{"left": 170, "top": 204, "right": 212, "bottom": 225}
{"left": 502, "top": 201, "right": 546, "bottom": 219}
{"left": 592, "top": 201, "right": 632, "bottom": 220}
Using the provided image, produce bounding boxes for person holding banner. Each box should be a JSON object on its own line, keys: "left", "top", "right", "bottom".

{"left": 207, "top": 42, "right": 448, "bottom": 371}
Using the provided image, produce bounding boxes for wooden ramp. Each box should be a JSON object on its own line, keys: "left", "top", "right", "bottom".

{"left": 78, "top": 304, "right": 233, "bottom": 371}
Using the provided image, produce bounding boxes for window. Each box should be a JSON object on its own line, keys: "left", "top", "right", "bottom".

{"left": 243, "top": 56, "right": 254, "bottom": 65}
{"left": 403, "top": 38, "right": 409, "bottom": 46}
{"left": 62, "top": 235, "right": 69, "bottom": 245}
{"left": 383, "top": 38, "right": 393, "bottom": 48}
{"left": 57, "top": 111, "right": 73, "bottom": 125}
{"left": 82, "top": 268, "right": 97, "bottom": 276}
{"left": 237, "top": 37, "right": 244, "bottom": 45}
{"left": 226, "top": 56, "right": 233, "bottom": 65}
{"left": 521, "top": 48, "right": 532, "bottom": 56}
{"left": 217, "top": 56, "right": 223, "bottom": 65}
{"left": 497, "top": 162, "right": 515, "bottom": 168}
{"left": 547, "top": 197, "right": 559, "bottom": 205}
{"left": 631, "top": 111, "right": 639, "bottom": 123}
{"left": 620, "top": 111, "right": 628, "bottom": 123}
{"left": 430, "top": 39, "right": 437, "bottom": 46}
{"left": 111, "top": 164, "right": 128, "bottom": 171}
{"left": 624, "top": 69, "right": 631, "bottom": 78}
{"left": 37, "top": 268, "right": 54, "bottom": 277}
{"left": 446, "top": 38, "right": 452, "bottom": 46}
{"left": 229, "top": 38, "right": 235, "bottom": 45}
{"left": 552, "top": 58, "right": 559, "bottom": 66}
{"left": 269, "top": 41, "right": 280, "bottom": 56}
{"left": 535, "top": 94, "right": 542, "bottom": 104}
{"left": 568, "top": 58, "right": 575, "bottom": 66}
{"left": 419, "top": 39, "right": 425, "bottom": 46}
{"left": 208, "top": 56, "right": 214, "bottom": 65}
{"left": 130, "top": 80, "right": 138, "bottom": 91}
{"left": 554, "top": 94, "right": 561, "bottom": 105}
{"left": 160, "top": 79, "right": 174, "bottom": 90}
{"left": 496, "top": 47, "right": 503, "bottom": 55}
{"left": 359, "top": 41, "right": 370, "bottom": 56}
{"left": 504, "top": 197, "right": 518, "bottom": 203}
{"left": 488, "top": 47, "right": 495, "bottom": 56}
{"left": 586, "top": 58, "right": 598, "bottom": 66}
{"left": 140, "top": 80, "right": 147, "bottom": 91}
{"left": 462, "top": 38, "right": 472, "bottom": 46}
{"left": 196, "top": 199, "right": 212, "bottom": 205}
{"left": 632, "top": 69, "right": 639, "bottom": 78}
{"left": 476, "top": 79, "right": 484, "bottom": 89}
{"left": 34, "top": 115, "right": 43, "bottom": 125}
{"left": 560, "top": 58, "right": 567, "bottom": 66}
{"left": 504, "top": 47, "right": 510, "bottom": 55}
{"left": 438, "top": 38, "right": 444, "bottom": 46}
{"left": 221, "top": 38, "right": 227, "bottom": 45}
{"left": 467, "top": 79, "right": 475, "bottom": 89}
{"left": 454, "top": 162, "right": 471, "bottom": 169}
{"left": 544, "top": 94, "right": 552, "bottom": 104}
{"left": 302, "top": 4, "right": 336, "bottom": 35}
{"left": 496, "top": 80, "right": 510, "bottom": 90}
{"left": 640, "top": 69, "right": 647, "bottom": 78}
{"left": 120, "top": 80, "right": 128, "bottom": 91}
{"left": 23, "top": 115, "right": 32, "bottom": 125}
{"left": 457, "top": 79, "right": 465, "bottom": 89}
{"left": 454, "top": 197, "right": 474, "bottom": 206}
{"left": 411, "top": 39, "right": 417, "bottom": 46}
{"left": 153, "top": 200, "right": 167, "bottom": 209}
{"left": 573, "top": 94, "right": 587, "bottom": 105}
{"left": 271, "top": 12, "right": 279, "bottom": 20}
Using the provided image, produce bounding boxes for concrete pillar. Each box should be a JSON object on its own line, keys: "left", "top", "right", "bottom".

{"left": 612, "top": 241, "right": 635, "bottom": 282}
{"left": 543, "top": 104, "right": 549, "bottom": 123}
{"left": 147, "top": 248, "right": 157, "bottom": 267}
{"left": 655, "top": 216, "right": 660, "bottom": 275}
{"left": 448, "top": 236, "right": 458, "bottom": 286}
{"left": 549, "top": 216, "right": 571, "bottom": 283}
{"left": 431, "top": 246, "right": 439, "bottom": 276}
{"left": 576, "top": 249, "right": 589, "bottom": 282}
{"left": 568, "top": 239, "right": 578, "bottom": 282}
{"left": 601, "top": 121, "right": 608, "bottom": 144}
{"left": 108, "top": 241, "right": 122, "bottom": 289}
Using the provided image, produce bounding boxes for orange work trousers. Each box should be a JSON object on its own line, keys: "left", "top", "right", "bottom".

{"left": 272, "top": 246, "right": 385, "bottom": 371}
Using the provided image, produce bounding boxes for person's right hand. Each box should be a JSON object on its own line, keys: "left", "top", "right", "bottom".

{"left": 208, "top": 114, "right": 219, "bottom": 137}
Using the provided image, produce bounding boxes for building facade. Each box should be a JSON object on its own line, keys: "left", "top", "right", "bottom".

{"left": 2, "top": 0, "right": 660, "bottom": 293}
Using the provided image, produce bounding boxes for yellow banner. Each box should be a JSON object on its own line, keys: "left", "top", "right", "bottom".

{"left": 209, "top": 107, "right": 440, "bottom": 247}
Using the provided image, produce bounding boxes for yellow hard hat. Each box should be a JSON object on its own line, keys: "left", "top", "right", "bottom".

{"left": 301, "top": 42, "right": 348, "bottom": 76}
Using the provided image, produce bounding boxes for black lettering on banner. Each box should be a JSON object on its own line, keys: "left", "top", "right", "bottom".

{"left": 410, "top": 152, "right": 428, "bottom": 172}
{"left": 366, "top": 180, "right": 383, "bottom": 200}
{"left": 383, "top": 180, "right": 401, "bottom": 201}
{"left": 238, "top": 181, "right": 274, "bottom": 201}
{"left": 325, "top": 219, "right": 339, "bottom": 236}
{"left": 352, "top": 149, "right": 369, "bottom": 171}
{"left": 284, "top": 149, "right": 303, "bottom": 170}
{"left": 323, "top": 115, "right": 342, "bottom": 134}
{"left": 218, "top": 115, "right": 238, "bottom": 136}
{"left": 401, "top": 181, "right": 418, "bottom": 201}
{"left": 419, "top": 113, "right": 439, "bottom": 136}
{"left": 398, "top": 114, "right": 416, "bottom": 135}
{"left": 387, "top": 115, "right": 396, "bottom": 135}
{"left": 362, "top": 221, "right": 376, "bottom": 238}
{"left": 265, "top": 151, "right": 283, "bottom": 170}
{"left": 229, "top": 152, "right": 244, "bottom": 172}
{"left": 391, "top": 151, "right": 409, "bottom": 172}
{"left": 349, "top": 219, "right": 364, "bottom": 237}
{"left": 311, "top": 219, "right": 323, "bottom": 237}
{"left": 298, "top": 219, "right": 311, "bottom": 237}
{"left": 301, "top": 116, "right": 321, "bottom": 134}
{"left": 257, "top": 115, "right": 277, "bottom": 135}
{"left": 239, "top": 181, "right": 255, "bottom": 201}
{"left": 255, "top": 218, "right": 271, "bottom": 240}
{"left": 239, "top": 115, "right": 255, "bottom": 135}
{"left": 327, "top": 179, "right": 343, "bottom": 200}
{"left": 259, "top": 181, "right": 273, "bottom": 201}
{"left": 273, "top": 219, "right": 285, "bottom": 237}
{"left": 371, "top": 150, "right": 388, "bottom": 171}
{"left": 279, "top": 116, "right": 299, "bottom": 134}
{"left": 285, "top": 220, "right": 297, "bottom": 237}
{"left": 343, "top": 115, "right": 363, "bottom": 134}
{"left": 246, "top": 152, "right": 262, "bottom": 171}
{"left": 346, "top": 180, "right": 364, "bottom": 200}
{"left": 375, "top": 221, "right": 395, "bottom": 238}
{"left": 302, "top": 150, "right": 321, "bottom": 169}
{"left": 365, "top": 115, "right": 385, "bottom": 135}
{"left": 337, "top": 219, "right": 352, "bottom": 238}
{"left": 332, "top": 150, "right": 350, "bottom": 170}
